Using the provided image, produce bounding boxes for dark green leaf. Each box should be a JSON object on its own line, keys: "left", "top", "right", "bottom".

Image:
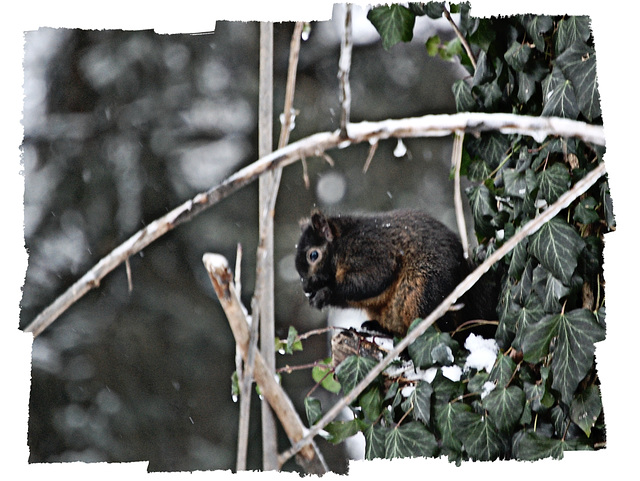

{"left": 483, "top": 386, "right": 526, "bottom": 432}
{"left": 555, "top": 16, "right": 592, "bottom": 54}
{"left": 600, "top": 179, "right": 615, "bottom": 229}
{"left": 541, "top": 68, "right": 579, "bottom": 119}
{"left": 508, "top": 237, "right": 529, "bottom": 279}
{"left": 456, "top": 410, "right": 507, "bottom": 460}
{"left": 466, "top": 158, "right": 491, "bottom": 182}
{"left": 335, "top": 355, "right": 378, "bottom": 394}
{"left": 521, "top": 309, "right": 605, "bottom": 402}
{"left": 360, "top": 385, "right": 383, "bottom": 422}
{"left": 531, "top": 265, "right": 570, "bottom": 313}
{"left": 574, "top": 196, "right": 600, "bottom": 225}
{"left": 556, "top": 41, "right": 600, "bottom": 120}
{"left": 411, "top": 1, "right": 444, "bottom": 19}
{"left": 467, "top": 184, "right": 497, "bottom": 239}
{"left": 512, "top": 429, "right": 565, "bottom": 460}
{"left": 473, "top": 49, "right": 494, "bottom": 86}
{"left": 367, "top": 5, "right": 416, "bottom": 50}
{"left": 385, "top": 422, "right": 438, "bottom": 459}
{"left": 512, "top": 295, "right": 546, "bottom": 351}
{"left": 522, "top": 14, "right": 554, "bottom": 51}
{"left": 570, "top": 384, "right": 602, "bottom": 437}
{"left": 407, "top": 325, "right": 458, "bottom": 368}
{"left": 363, "top": 424, "right": 388, "bottom": 460}
{"left": 403, "top": 381, "right": 433, "bottom": 424}
{"left": 516, "top": 70, "right": 537, "bottom": 104}
{"left": 452, "top": 79, "right": 476, "bottom": 112}
{"left": 436, "top": 402, "right": 470, "bottom": 452}
{"left": 467, "top": 132, "right": 511, "bottom": 169}
{"left": 551, "top": 309, "right": 605, "bottom": 402}
{"left": 537, "top": 162, "right": 570, "bottom": 204}
{"left": 504, "top": 167, "right": 536, "bottom": 199}
{"left": 488, "top": 353, "right": 516, "bottom": 388}
{"left": 304, "top": 397, "right": 322, "bottom": 426}
{"left": 528, "top": 217, "right": 585, "bottom": 284}
{"left": 324, "top": 419, "right": 365, "bottom": 444}
{"left": 505, "top": 41, "right": 532, "bottom": 71}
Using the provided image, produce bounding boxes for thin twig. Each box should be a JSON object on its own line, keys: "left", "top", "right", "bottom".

{"left": 362, "top": 140, "right": 379, "bottom": 173}
{"left": 277, "top": 161, "right": 607, "bottom": 465}
{"left": 442, "top": 5, "right": 477, "bottom": 70}
{"left": 338, "top": 3, "right": 353, "bottom": 139}
{"left": 23, "top": 113, "right": 605, "bottom": 337}
{"left": 451, "top": 130, "right": 469, "bottom": 257}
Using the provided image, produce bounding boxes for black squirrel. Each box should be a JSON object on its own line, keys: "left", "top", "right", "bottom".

{"left": 295, "top": 209, "right": 497, "bottom": 340}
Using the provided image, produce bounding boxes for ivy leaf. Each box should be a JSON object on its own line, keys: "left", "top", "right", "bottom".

{"left": 528, "top": 217, "right": 585, "bottom": 285}
{"left": 360, "top": 385, "right": 383, "bottom": 422}
{"left": 456, "top": 411, "right": 507, "bottom": 460}
{"left": 311, "top": 361, "right": 341, "bottom": 394}
{"left": 363, "top": 424, "right": 388, "bottom": 460}
{"left": 516, "top": 70, "right": 537, "bottom": 104}
{"left": 483, "top": 386, "right": 526, "bottom": 433}
{"left": 436, "top": 402, "right": 470, "bottom": 453}
{"left": 467, "top": 132, "right": 511, "bottom": 169}
{"left": 541, "top": 68, "right": 579, "bottom": 119}
{"left": 570, "top": 384, "right": 602, "bottom": 437}
{"left": 521, "top": 14, "right": 554, "bottom": 51}
{"left": 415, "top": 1, "right": 445, "bottom": 19}
{"left": 505, "top": 41, "right": 532, "bottom": 71}
{"left": 531, "top": 265, "right": 570, "bottom": 313}
{"left": 574, "top": 196, "right": 600, "bottom": 225}
{"left": 385, "top": 422, "right": 438, "bottom": 459}
{"left": 555, "top": 16, "right": 592, "bottom": 54}
{"left": 556, "top": 41, "right": 600, "bottom": 120}
{"left": 403, "top": 380, "right": 433, "bottom": 424}
{"left": 452, "top": 78, "right": 476, "bottom": 112}
{"left": 407, "top": 325, "right": 458, "bottom": 368}
{"left": 488, "top": 353, "right": 517, "bottom": 388}
{"left": 504, "top": 168, "right": 536, "bottom": 199}
{"left": 552, "top": 309, "right": 605, "bottom": 402}
{"left": 512, "top": 295, "right": 546, "bottom": 351}
{"left": 335, "top": 355, "right": 378, "bottom": 395}
{"left": 304, "top": 397, "right": 322, "bottom": 426}
{"left": 521, "top": 309, "right": 605, "bottom": 402}
{"left": 367, "top": 4, "right": 416, "bottom": 50}
{"left": 467, "top": 184, "right": 497, "bottom": 239}
{"left": 537, "top": 162, "right": 571, "bottom": 204}
{"left": 324, "top": 419, "right": 364, "bottom": 444}
{"left": 512, "top": 429, "right": 565, "bottom": 460}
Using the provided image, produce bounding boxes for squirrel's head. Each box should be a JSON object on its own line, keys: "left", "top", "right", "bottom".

{"left": 295, "top": 210, "right": 336, "bottom": 300}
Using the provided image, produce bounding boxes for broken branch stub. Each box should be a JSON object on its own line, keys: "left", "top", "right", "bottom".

{"left": 201, "top": 253, "right": 327, "bottom": 474}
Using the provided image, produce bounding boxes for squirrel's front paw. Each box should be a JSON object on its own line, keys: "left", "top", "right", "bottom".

{"left": 308, "top": 287, "right": 331, "bottom": 309}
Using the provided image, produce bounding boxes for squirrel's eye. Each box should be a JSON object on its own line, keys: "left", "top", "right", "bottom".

{"left": 307, "top": 249, "right": 321, "bottom": 264}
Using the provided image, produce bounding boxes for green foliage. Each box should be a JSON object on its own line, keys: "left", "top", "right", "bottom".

{"left": 293, "top": 2, "right": 611, "bottom": 464}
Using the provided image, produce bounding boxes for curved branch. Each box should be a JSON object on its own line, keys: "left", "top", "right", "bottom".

{"left": 23, "top": 113, "right": 605, "bottom": 337}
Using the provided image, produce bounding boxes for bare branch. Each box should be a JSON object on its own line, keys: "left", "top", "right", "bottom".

{"left": 23, "top": 112, "right": 605, "bottom": 337}
{"left": 202, "top": 254, "right": 327, "bottom": 475}
{"left": 278, "top": 161, "right": 607, "bottom": 465}
{"left": 338, "top": 3, "right": 353, "bottom": 138}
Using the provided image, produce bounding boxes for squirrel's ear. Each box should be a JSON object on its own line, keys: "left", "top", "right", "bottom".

{"left": 311, "top": 210, "right": 334, "bottom": 242}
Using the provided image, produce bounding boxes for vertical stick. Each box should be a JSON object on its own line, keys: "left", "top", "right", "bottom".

{"left": 257, "top": 21, "right": 278, "bottom": 471}
{"left": 452, "top": 131, "right": 469, "bottom": 258}
{"left": 338, "top": 3, "right": 352, "bottom": 139}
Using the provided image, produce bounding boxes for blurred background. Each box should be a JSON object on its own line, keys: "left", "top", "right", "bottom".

{"left": 21, "top": 5, "right": 470, "bottom": 473}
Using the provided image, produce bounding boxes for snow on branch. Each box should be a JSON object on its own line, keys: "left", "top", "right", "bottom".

{"left": 23, "top": 112, "right": 605, "bottom": 337}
